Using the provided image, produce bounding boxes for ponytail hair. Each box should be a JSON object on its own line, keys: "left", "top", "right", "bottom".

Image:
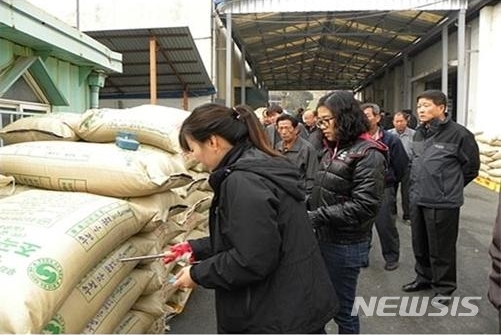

{"left": 179, "top": 103, "right": 279, "bottom": 157}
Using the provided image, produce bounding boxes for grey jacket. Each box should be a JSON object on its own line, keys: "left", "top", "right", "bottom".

{"left": 276, "top": 136, "right": 318, "bottom": 195}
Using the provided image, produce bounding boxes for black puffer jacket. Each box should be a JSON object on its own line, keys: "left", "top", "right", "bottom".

{"left": 308, "top": 137, "right": 387, "bottom": 244}
{"left": 189, "top": 144, "right": 337, "bottom": 333}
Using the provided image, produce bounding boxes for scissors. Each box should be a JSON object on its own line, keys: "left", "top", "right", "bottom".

{"left": 119, "top": 252, "right": 173, "bottom": 262}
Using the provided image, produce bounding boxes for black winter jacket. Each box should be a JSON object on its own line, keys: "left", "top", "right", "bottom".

{"left": 308, "top": 137, "right": 388, "bottom": 244}
{"left": 378, "top": 128, "right": 409, "bottom": 186}
{"left": 409, "top": 114, "right": 480, "bottom": 208}
{"left": 188, "top": 144, "right": 337, "bottom": 333}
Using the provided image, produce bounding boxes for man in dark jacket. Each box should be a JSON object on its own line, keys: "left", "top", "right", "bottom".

{"left": 265, "top": 104, "right": 308, "bottom": 148}
{"left": 402, "top": 90, "right": 480, "bottom": 307}
{"left": 302, "top": 109, "right": 324, "bottom": 152}
{"left": 275, "top": 113, "right": 318, "bottom": 195}
{"left": 362, "top": 103, "right": 409, "bottom": 271}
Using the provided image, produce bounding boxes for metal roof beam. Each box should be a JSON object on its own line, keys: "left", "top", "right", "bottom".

{"left": 216, "top": 0, "right": 467, "bottom": 14}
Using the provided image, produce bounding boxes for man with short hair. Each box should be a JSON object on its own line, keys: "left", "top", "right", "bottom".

{"left": 389, "top": 111, "right": 416, "bottom": 224}
{"left": 362, "top": 103, "right": 409, "bottom": 271}
{"left": 302, "top": 109, "right": 324, "bottom": 152}
{"left": 402, "top": 90, "right": 480, "bottom": 307}
{"left": 276, "top": 114, "right": 318, "bottom": 195}
{"left": 265, "top": 104, "right": 307, "bottom": 148}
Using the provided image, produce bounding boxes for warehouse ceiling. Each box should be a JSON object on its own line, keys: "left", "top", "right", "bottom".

{"left": 215, "top": 0, "right": 492, "bottom": 92}
{"left": 86, "top": 27, "right": 215, "bottom": 99}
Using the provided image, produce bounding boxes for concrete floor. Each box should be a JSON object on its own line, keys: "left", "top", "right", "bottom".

{"left": 167, "top": 182, "right": 500, "bottom": 334}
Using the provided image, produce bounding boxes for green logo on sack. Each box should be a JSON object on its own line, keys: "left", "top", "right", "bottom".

{"left": 27, "top": 258, "right": 63, "bottom": 291}
{"left": 42, "top": 314, "right": 65, "bottom": 334}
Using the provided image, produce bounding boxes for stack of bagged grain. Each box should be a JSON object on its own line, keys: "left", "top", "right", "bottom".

{"left": 0, "top": 105, "right": 212, "bottom": 333}
{"left": 475, "top": 132, "right": 501, "bottom": 185}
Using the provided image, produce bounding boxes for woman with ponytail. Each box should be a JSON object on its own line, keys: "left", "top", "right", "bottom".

{"left": 170, "top": 103, "right": 337, "bottom": 334}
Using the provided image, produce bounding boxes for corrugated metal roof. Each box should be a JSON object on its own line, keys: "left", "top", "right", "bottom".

{"left": 86, "top": 27, "right": 215, "bottom": 99}
{"left": 215, "top": 0, "right": 492, "bottom": 91}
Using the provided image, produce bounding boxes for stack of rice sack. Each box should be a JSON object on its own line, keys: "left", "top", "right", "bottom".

{"left": 0, "top": 105, "right": 212, "bottom": 334}
{"left": 475, "top": 132, "right": 501, "bottom": 185}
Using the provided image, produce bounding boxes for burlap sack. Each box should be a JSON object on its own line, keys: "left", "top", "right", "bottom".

{"left": 0, "top": 189, "right": 146, "bottom": 333}
{"left": 113, "top": 310, "right": 156, "bottom": 334}
{"left": 488, "top": 159, "right": 501, "bottom": 169}
{"left": 488, "top": 168, "right": 501, "bottom": 177}
{"left": 0, "top": 113, "right": 80, "bottom": 144}
{"left": 481, "top": 162, "right": 491, "bottom": 172}
{"left": 134, "top": 219, "right": 187, "bottom": 253}
{"left": 166, "top": 287, "right": 193, "bottom": 315}
{"left": 126, "top": 190, "right": 186, "bottom": 233}
{"left": 0, "top": 174, "right": 15, "bottom": 196}
{"left": 132, "top": 289, "right": 169, "bottom": 318}
{"left": 42, "top": 236, "right": 155, "bottom": 334}
{"left": 479, "top": 143, "right": 499, "bottom": 157}
{"left": 75, "top": 105, "right": 189, "bottom": 154}
{"left": 148, "top": 311, "right": 175, "bottom": 334}
{"left": 81, "top": 269, "right": 155, "bottom": 334}
{"left": 174, "top": 174, "right": 211, "bottom": 198}
{"left": 0, "top": 141, "right": 193, "bottom": 197}
{"left": 182, "top": 190, "right": 213, "bottom": 213}
{"left": 140, "top": 261, "right": 165, "bottom": 296}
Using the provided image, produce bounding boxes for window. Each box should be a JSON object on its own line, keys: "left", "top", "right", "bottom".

{"left": 0, "top": 98, "right": 51, "bottom": 146}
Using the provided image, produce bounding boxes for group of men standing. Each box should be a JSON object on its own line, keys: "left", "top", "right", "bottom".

{"left": 260, "top": 89, "right": 480, "bottom": 313}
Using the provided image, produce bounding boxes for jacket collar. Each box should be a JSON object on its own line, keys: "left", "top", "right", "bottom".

{"left": 208, "top": 141, "right": 249, "bottom": 194}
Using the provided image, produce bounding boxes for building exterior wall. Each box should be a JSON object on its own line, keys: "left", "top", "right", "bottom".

{"left": 475, "top": 3, "right": 501, "bottom": 135}
{"left": 44, "top": 57, "right": 89, "bottom": 113}
{"left": 360, "top": 2, "right": 501, "bottom": 134}
{"left": 0, "top": 38, "right": 93, "bottom": 113}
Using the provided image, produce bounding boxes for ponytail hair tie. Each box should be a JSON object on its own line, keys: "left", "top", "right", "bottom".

{"left": 231, "top": 107, "right": 241, "bottom": 120}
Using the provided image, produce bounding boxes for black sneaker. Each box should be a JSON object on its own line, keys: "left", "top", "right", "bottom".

{"left": 384, "top": 261, "right": 399, "bottom": 271}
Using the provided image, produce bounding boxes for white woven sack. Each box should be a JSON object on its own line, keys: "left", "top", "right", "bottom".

{"left": 76, "top": 105, "right": 189, "bottom": 154}
{"left": 0, "top": 141, "right": 192, "bottom": 197}
{"left": 81, "top": 268, "right": 155, "bottom": 334}
{"left": 113, "top": 310, "right": 156, "bottom": 334}
{"left": 0, "top": 113, "right": 80, "bottom": 144}
{"left": 0, "top": 189, "right": 144, "bottom": 333}
{"left": 42, "top": 236, "right": 155, "bottom": 334}
{"left": 126, "top": 190, "right": 185, "bottom": 233}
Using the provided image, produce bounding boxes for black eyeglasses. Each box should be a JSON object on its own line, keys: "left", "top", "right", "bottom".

{"left": 316, "top": 116, "right": 335, "bottom": 128}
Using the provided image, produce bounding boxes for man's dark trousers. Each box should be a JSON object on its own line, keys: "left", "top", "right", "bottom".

{"left": 375, "top": 186, "right": 399, "bottom": 263}
{"left": 410, "top": 205, "right": 460, "bottom": 295}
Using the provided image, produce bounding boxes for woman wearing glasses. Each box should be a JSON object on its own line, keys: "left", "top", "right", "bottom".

{"left": 307, "top": 91, "right": 388, "bottom": 334}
